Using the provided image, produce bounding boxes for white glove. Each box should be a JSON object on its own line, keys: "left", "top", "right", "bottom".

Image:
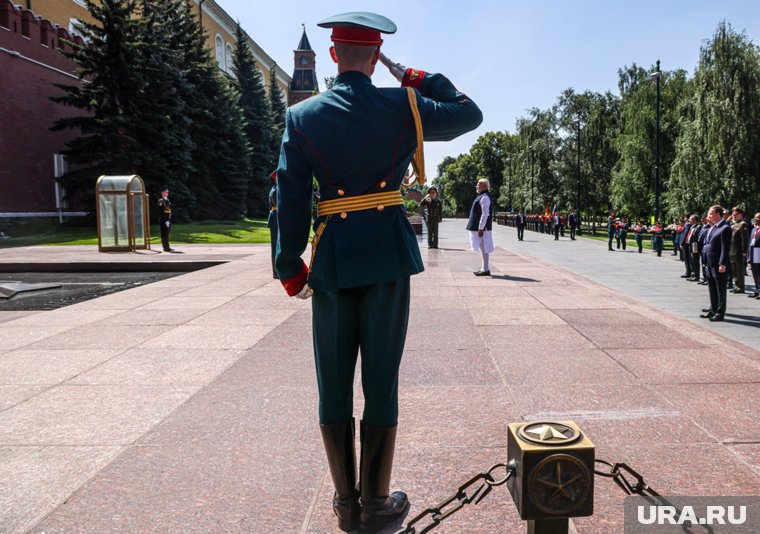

{"left": 295, "top": 284, "right": 313, "bottom": 300}
{"left": 165, "top": 221, "right": 170, "bottom": 228}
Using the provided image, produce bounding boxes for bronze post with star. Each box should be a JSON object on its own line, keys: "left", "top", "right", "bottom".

{"left": 507, "top": 421, "right": 595, "bottom": 534}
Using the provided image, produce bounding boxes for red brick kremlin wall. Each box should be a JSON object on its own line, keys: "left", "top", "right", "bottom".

{"left": 0, "top": 0, "right": 85, "bottom": 213}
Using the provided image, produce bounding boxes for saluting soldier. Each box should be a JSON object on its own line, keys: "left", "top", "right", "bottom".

{"left": 267, "top": 171, "right": 278, "bottom": 279}
{"left": 420, "top": 186, "right": 443, "bottom": 248}
{"left": 274, "top": 12, "right": 482, "bottom": 533}
{"left": 157, "top": 186, "right": 175, "bottom": 253}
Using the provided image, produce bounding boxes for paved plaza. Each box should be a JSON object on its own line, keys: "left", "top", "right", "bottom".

{"left": 1, "top": 226, "right": 759, "bottom": 533}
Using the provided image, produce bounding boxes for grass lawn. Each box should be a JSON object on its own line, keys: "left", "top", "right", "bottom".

{"left": 579, "top": 232, "right": 676, "bottom": 251}
{"left": 0, "top": 219, "right": 271, "bottom": 248}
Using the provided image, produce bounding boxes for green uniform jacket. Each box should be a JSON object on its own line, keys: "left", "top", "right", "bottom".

{"left": 275, "top": 69, "right": 482, "bottom": 295}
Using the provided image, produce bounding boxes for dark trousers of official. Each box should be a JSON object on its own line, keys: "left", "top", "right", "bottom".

{"left": 730, "top": 254, "right": 745, "bottom": 291}
{"left": 427, "top": 220, "right": 439, "bottom": 248}
{"left": 706, "top": 269, "right": 728, "bottom": 317}
{"left": 683, "top": 249, "right": 692, "bottom": 277}
{"left": 691, "top": 252, "right": 700, "bottom": 281}
{"left": 751, "top": 263, "right": 760, "bottom": 293}
{"left": 517, "top": 226, "right": 525, "bottom": 241}
{"left": 160, "top": 221, "right": 171, "bottom": 251}
{"left": 636, "top": 238, "right": 643, "bottom": 253}
{"left": 312, "top": 278, "right": 410, "bottom": 427}
{"left": 570, "top": 226, "right": 576, "bottom": 240}
{"left": 554, "top": 225, "right": 560, "bottom": 240}
{"left": 608, "top": 234, "right": 614, "bottom": 250}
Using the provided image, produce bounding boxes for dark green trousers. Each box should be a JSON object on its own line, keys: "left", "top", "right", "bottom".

{"left": 312, "top": 277, "right": 410, "bottom": 427}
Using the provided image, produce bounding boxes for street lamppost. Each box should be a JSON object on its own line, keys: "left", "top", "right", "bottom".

{"left": 647, "top": 60, "right": 662, "bottom": 222}
{"left": 506, "top": 156, "right": 513, "bottom": 212}
{"left": 529, "top": 143, "right": 536, "bottom": 213}
{"left": 572, "top": 118, "right": 582, "bottom": 220}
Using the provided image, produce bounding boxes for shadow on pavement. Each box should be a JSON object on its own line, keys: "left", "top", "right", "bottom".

{"left": 723, "top": 313, "right": 760, "bottom": 328}
{"left": 490, "top": 274, "right": 540, "bottom": 283}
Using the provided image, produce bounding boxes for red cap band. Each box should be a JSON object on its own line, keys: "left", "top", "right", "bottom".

{"left": 331, "top": 27, "right": 383, "bottom": 46}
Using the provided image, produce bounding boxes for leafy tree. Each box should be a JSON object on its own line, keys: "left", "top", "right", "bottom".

{"left": 170, "top": 1, "right": 249, "bottom": 219}
{"left": 556, "top": 89, "right": 620, "bottom": 219}
{"left": 132, "top": 0, "right": 194, "bottom": 209}
{"left": 470, "top": 131, "right": 508, "bottom": 210}
{"left": 433, "top": 154, "right": 478, "bottom": 216}
{"left": 611, "top": 63, "right": 688, "bottom": 221}
{"left": 670, "top": 21, "right": 760, "bottom": 215}
{"left": 233, "top": 23, "right": 274, "bottom": 217}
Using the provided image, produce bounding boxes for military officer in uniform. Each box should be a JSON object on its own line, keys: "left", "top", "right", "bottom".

{"left": 274, "top": 12, "right": 482, "bottom": 533}
{"left": 267, "top": 171, "right": 279, "bottom": 279}
{"left": 420, "top": 186, "right": 443, "bottom": 248}
{"left": 729, "top": 207, "right": 749, "bottom": 293}
{"left": 157, "top": 186, "right": 175, "bottom": 253}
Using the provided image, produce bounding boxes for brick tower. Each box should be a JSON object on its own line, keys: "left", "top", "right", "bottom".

{"left": 289, "top": 25, "right": 318, "bottom": 105}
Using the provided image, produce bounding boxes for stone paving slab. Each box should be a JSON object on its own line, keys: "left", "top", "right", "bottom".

{"left": 0, "top": 238, "right": 758, "bottom": 533}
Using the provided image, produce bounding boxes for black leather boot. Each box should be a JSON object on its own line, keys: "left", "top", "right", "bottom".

{"left": 320, "top": 419, "right": 360, "bottom": 532}
{"left": 359, "top": 421, "right": 410, "bottom": 532}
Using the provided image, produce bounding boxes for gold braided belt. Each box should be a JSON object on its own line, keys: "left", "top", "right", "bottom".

{"left": 316, "top": 189, "right": 404, "bottom": 218}
{"left": 309, "top": 189, "right": 404, "bottom": 273}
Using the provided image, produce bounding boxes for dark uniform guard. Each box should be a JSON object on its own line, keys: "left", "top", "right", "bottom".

{"left": 157, "top": 186, "right": 174, "bottom": 253}
{"left": 568, "top": 210, "right": 577, "bottom": 240}
{"left": 516, "top": 209, "right": 527, "bottom": 241}
{"left": 607, "top": 210, "right": 616, "bottom": 251}
{"left": 420, "top": 186, "right": 443, "bottom": 248}
{"left": 652, "top": 222, "right": 665, "bottom": 257}
{"left": 267, "top": 171, "right": 279, "bottom": 279}
{"left": 274, "top": 12, "right": 482, "bottom": 533}
{"left": 633, "top": 221, "right": 646, "bottom": 253}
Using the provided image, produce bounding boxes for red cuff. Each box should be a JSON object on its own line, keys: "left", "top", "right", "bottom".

{"left": 402, "top": 68, "right": 426, "bottom": 89}
{"left": 281, "top": 262, "right": 309, "bottom": 296}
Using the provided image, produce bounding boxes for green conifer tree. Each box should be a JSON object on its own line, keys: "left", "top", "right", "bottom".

{"left": 168, "top": 1, "right": 250, "bottom": 219}
{"left": 51, "top": 0, "right": 144, "bottom": 205}
{"left": 233, "top": 23, "right": 274, "bottom": 217}
{"left": 269, "top": 65, "right": 287, "bottom": 164}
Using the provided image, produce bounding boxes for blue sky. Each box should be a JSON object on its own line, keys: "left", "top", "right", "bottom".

{"left": 223, "top": 0, "right": 760, "bottom": 174}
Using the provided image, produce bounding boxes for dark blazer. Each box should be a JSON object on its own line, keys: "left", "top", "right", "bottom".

{"left": 703, "top": 220, "right": 732, "bottom": 269}
{"left": 678, "top": 223, "right": 691, "bottom": 249}
{"left": 276, "top": 70, "right": 482, "bottom": 294}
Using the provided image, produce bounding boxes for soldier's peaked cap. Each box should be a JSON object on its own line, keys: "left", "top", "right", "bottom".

{"left": 318, "top": 12, "right": 396, "bottom": 46}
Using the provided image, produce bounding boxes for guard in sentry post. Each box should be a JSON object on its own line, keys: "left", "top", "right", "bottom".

{"left": 274, "top": 11, "right": 482, "bottom": 533}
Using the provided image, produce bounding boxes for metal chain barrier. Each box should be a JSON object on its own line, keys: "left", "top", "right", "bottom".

{"left": 393, "top": 457, "right": 661, "bottom": 533}
{"left": 394, "top": 463, "right": 514, "bottom": 534}
{"left": 593, "top": 459, "right": 661, "bottom": 497}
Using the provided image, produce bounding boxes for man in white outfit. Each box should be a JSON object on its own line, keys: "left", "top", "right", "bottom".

{"left": 466, "top": 179, "right": 495, "bottom": 276}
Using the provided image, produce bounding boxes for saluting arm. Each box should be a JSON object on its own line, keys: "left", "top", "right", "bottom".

{"left": 275, "top": 110, "right": 314, "bottom": 296}
{"left": 402, "top": 70, "right": 482, "bottom": 141}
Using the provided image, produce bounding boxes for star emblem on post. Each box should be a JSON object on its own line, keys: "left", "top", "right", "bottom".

{"left": 518, "top": 421, "right": 580, "bottom": 446}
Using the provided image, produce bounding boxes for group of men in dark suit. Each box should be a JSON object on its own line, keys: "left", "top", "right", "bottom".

{"left": 686, "top": 205, "right": 756, "bottom": 322}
